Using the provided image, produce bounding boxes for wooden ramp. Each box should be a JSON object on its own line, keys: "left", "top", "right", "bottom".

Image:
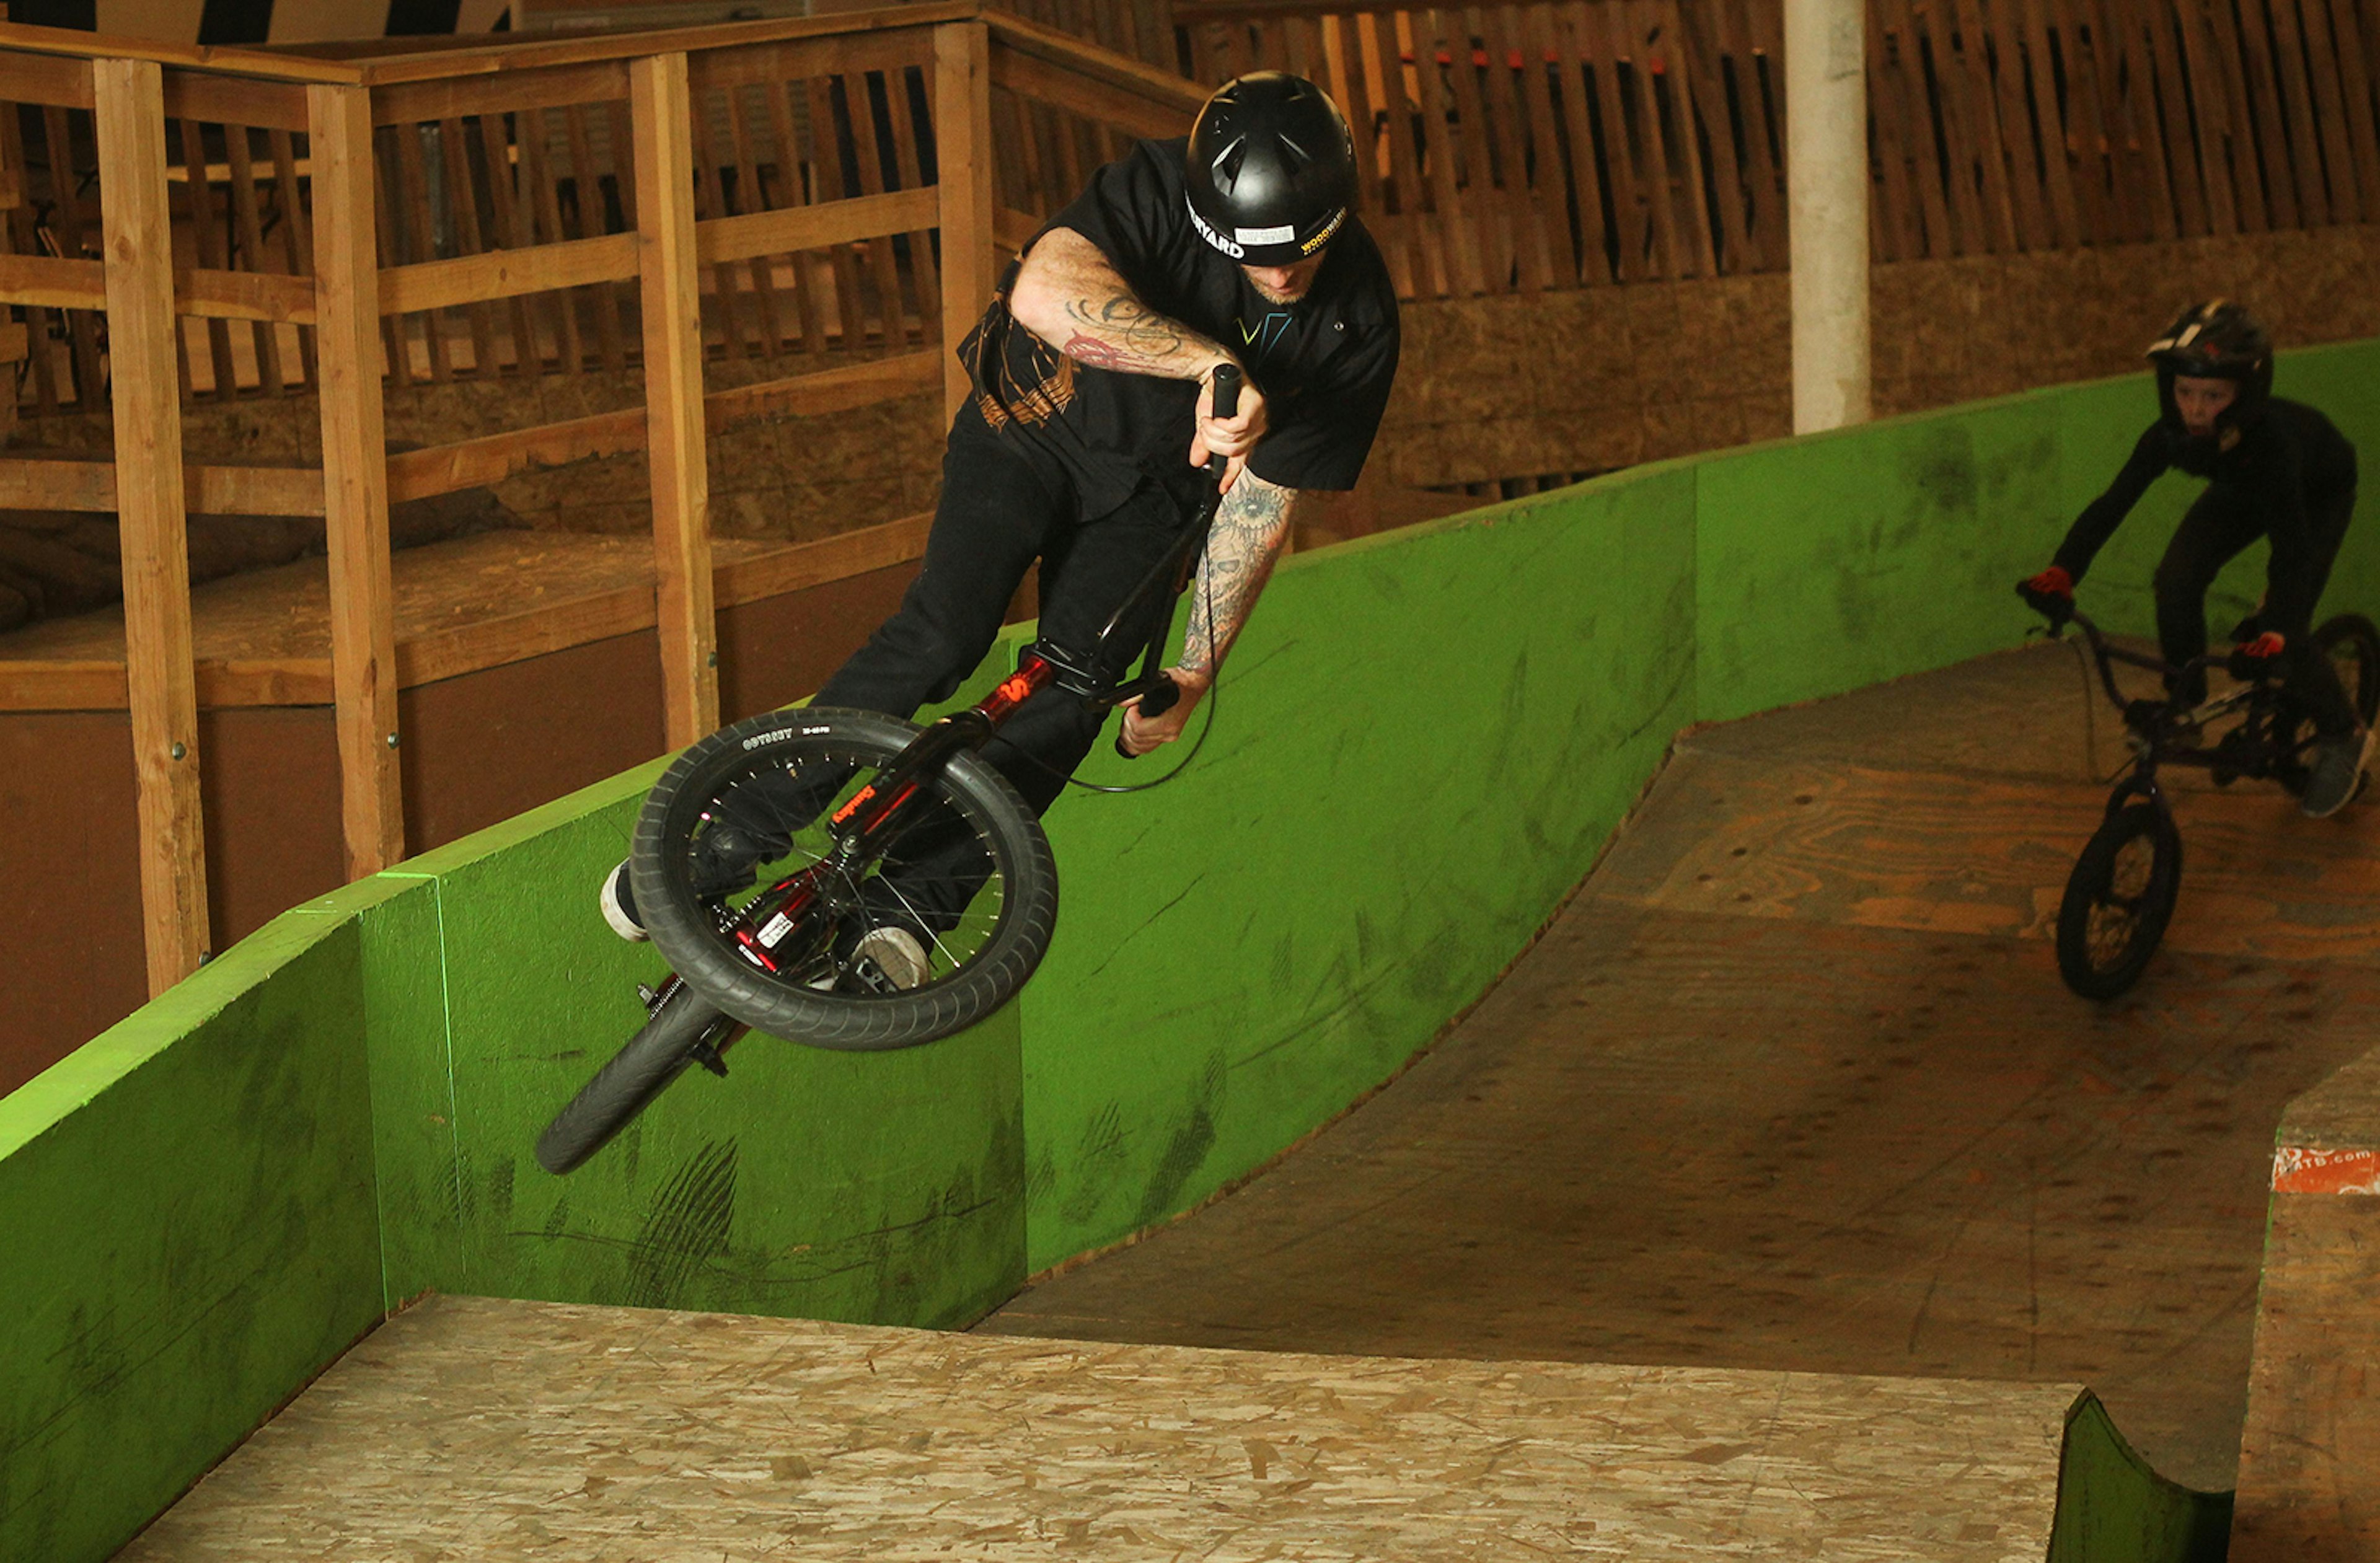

{"left": 120, "top": 1293, "right": 2081, "bottom": 1562}
{"left": 987, "top": 641, "right": 2380, "bottom": 1499}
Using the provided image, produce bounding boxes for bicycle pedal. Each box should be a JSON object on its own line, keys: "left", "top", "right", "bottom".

{"left": 635, "top": 982, "right": 661, "bottom": 1013}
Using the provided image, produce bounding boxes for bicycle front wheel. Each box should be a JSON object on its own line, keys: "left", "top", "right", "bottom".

{"left": 2275, "top": 614, "right": 2380, "bottom": 795}
{"left": 537, "top": 984, "right": 734, "bottom": 1174}
{"left": 2056, "top": 801, "right": 2183, "bottom": 1000}
{"left": 631, "top": 708, "right": 1058, "bottom": 1050}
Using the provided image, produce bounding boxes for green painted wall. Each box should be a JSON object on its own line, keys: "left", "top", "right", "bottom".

{"left": 2051, "top": 1393, "right": 2233, "bottom": 1563}
{"left": 5, "top": 335, "right": 2376, "bottom": 1560}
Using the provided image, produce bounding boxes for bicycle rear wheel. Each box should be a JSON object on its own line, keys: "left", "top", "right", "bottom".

{"left": 537, "top": 984, "right": 734, "bottom": 1174}
{"left": 2274, "top": 614, "right": 2380, "bottom": 795}
{"left": 2056, "top": 801, "right": 2183, "bottom": 1000}
{"left": 631, "top": 708, "right": 1058, "bottom": 1050}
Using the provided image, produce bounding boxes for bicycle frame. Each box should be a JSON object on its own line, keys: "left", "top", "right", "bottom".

{"left": 2047, "top": 606, "right": 2307, "bottom": 812}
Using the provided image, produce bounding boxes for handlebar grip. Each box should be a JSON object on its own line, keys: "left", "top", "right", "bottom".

{"left": 1113, "top": 675, "right": 1182, "bottom": 760}
{"left": 1211, "top": 363, "right": 1241, "bottom": 420}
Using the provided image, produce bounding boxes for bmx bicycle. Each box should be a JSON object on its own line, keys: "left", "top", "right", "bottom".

{"left": 2024, "top": 588, "right": 2380, "bottom": 1000}
{"left": 535, "top": 369, "right": 1246, "bottom": 1174}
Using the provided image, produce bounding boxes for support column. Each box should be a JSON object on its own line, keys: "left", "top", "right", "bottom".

{"left": 630, "top": 51, "right": 718, "bottom": 749}
{"left": 1786, "top": 0, "right": 1871, "bottom": 433}
{"left": 95, "top": 56, "right": 210, "bottom": 994}
{"left": 934, "top": 20, "right": 995, "bottom": 428}
{"left": 308, "top": 82, "right": 405, "bottom": 877}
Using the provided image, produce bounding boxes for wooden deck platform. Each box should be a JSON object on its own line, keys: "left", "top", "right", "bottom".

{"left": 118, "top": 1293, "right": 2079, "bottom": 1562}
{"left": 0, "top": 522, "right": 929, "bottom": 713}
{"left": 985, "top": 640, "right": 2380, "bottom": 1495}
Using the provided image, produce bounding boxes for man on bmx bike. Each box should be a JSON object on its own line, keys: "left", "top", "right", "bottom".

{"left": 2019, "top": 301, "right": 2365, "bottom": 816}
{"left": 597, "top": 71, "right": 1402, "bottom": 987}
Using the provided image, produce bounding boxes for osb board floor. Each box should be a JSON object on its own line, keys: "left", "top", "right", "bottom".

{"left": 118, "top": 1294, "right": 2078, "bottom": 1562}
{"left": 987, "top": 641, "right": 2380, "bottom": 1494}
{"left": 0, "top": 532, "right": 790, "bottom": 665}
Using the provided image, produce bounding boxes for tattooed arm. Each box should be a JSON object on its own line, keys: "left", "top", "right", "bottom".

{"left": 1119, "top": 469, "right": 1300, "bottom": 755}
{"left": 1010, "top": 228, "right": 1269, "bottom": 462}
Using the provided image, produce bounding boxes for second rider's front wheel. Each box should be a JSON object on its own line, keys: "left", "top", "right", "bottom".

{"left": 632, "top": 707, "right": 1059, "bottom": 1051}
{"left": 2056, "top": 800, "right": 2184, "bottom": 1000}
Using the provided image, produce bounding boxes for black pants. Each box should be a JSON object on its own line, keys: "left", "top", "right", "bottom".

{"left": 810, "top": 412, "right": 1192, "bottom": 930}
{"left": 2153, "top": 483, "right": 2360, "bottom": 737}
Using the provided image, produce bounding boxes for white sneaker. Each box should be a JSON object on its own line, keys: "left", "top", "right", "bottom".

{"left": 598, "top": 860, "right": 647, "bottom": 942}
{"left": 853, "top": 926, "right": 929, "bottom": 990}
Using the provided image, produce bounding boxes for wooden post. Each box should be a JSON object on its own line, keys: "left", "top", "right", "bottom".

{"left": 308, "top": 82, "right": 405, "bottom": 878}
{"left": 935, "top": 20, "right": 996, "bottom": 428}
{"left": 630, "top": 51, "right": 718, "bottom": 749}
{"left": 94, "top": 57, "right": 209, "bottom": 993}
{"left": 1784, "top": 0, "right": 1872, "bottom": 431}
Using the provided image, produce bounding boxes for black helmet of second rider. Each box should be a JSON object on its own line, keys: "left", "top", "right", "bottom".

{"left": 2146, "top": 300, "right": 2274, "bottom": 438}
{"left": 1184, "top": 72, "right": 1357, "bottom": 268}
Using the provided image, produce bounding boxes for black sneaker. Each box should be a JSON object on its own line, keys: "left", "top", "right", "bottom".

{"left": 2301, "top": 729, "right": 2373, "bottom": 819}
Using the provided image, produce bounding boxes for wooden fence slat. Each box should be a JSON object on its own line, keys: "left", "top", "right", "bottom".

{"left": 2039, "top": 0, "right": 2118, "bottom": 241}
{"left": 41, "top": 104, "right": 105, "bottom": 405}
{"left": 2262, "top": 0, "right": 2334, "bottom": 222}
{"left": 561, "top": 101, "right": 630, "bottom": 372}
{"left": 1, "top": 101, "right": 64, "bottom": 415}
{"left": 1518, "top": 2, "right": 1598, "bottom": 283}
{"left": 762, "top": 66, "right": 836, "bottom": 358}
{"left": 380, "top": 231, "right": 641, "bottom": 316}
{"left": 1651, "top": 0, "right": 1722, "bottom": 275}
{"left": 308, "top": 81, "right": 405, "bottom": 878}
{"left": 475, "top": 110, "right": 550, "bottom": 373}
{"left": 1611, "top": 0, "right": 1686, "bottom": 275}
{"left": 2188, "top": 0, "right": 2261, "bottom": 231}
{"left": 1367, "top": 9, "right": 1450, "bottom": 293}
{"left": 175, "top": 116, "right": 241, "bottom": 398}
{"left": 1977, "top": 0, "right": 2052, "bottom": 247}
{"left": 219, "top": 122, "right": 290, "bottom": 394}
{"left": 725, "top": 81, "right": 792, "bottom": 352}
{"left": 2322, "top": 0, "right": 2380, "bottom": 218}
{"left": 2016, "top": 0, "right": 2084, "bottom": 244}
{"left": 1488, "top": 3, "right": 1564, "bottom": 288}
{"left": 387, "top": 122, "right": 453, "bottom": 380}
{"left": 843, "top": 68, "right": 923, "bottom": 348}
{"left": 2232, "top": 0, "right": 2302, "bottom": 226}
{"left": 1411, "top": 7, "right": 1491, "bottom": 289}
{"left": 1434, "top": 6, "right": 1515, "bottom": 289}
{"left": 519, "top": 110, "right": 589, "bottom": 373}
{"left": 436, "top": 116, "right": 503, "bottom": 374}
{"left": 2293, "top": 0, "right": 2368, "bottom": 221}
{"left": 631, "top": 50, "right": 720, "bottom": 749}
{"left": 689, "top": 82, "right": 754, "bottom": 359}
{"left": 884, "top": 67, "right": 943, "bottom": 322}
{"left": 806, "top": 74, "right": 876, "bottom": 353}
{"left": 936, "top": 20, "right": 996, "bottom": 424}
{"left": 95, "top": 56, "right": 210, "bottom": 992}
{"left": 0, "top": 458, "right": 325, "bottom": 514}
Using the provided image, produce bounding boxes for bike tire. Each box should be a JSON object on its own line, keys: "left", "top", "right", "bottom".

{"left": 2055, "top": 801, "right": 2184, "bottom": 1000}
{"left": 2273, "top": 614, "right": 2380, "bottom": 795}
{"left": 632, "top": 708, "right": 1058, "bottom": 1051}
{"left": 537, "top": 984, "right": 730, "bottom": 1174}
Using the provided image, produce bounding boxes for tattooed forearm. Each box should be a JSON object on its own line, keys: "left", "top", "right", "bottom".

{"left": 1181, "top": 473, "right": 1298, "bottom": 679}
{"left": 1013, "top": 228, "right": 1230, "bottom": 380}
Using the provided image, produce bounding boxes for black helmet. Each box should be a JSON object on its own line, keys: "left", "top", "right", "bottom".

{"left": 2147, "top": 300, "right": 2273, "bottom": 429}
{"left": 1184, "top": 73, "right": 1356, "bottom": 267}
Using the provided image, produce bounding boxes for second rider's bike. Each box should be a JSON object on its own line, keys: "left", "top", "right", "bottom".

{"left": 536, "top": 369, "right": 1247, "bottom": 1174}
{"left": 2024, "top": 588, "right": 2379, "bottom": 1000}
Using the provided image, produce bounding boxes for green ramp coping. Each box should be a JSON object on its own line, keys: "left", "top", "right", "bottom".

{"left": 11, "top": 335, "right": 2379, "bottom": 1561}
{"left": 2053, "top": 1392, "right": 2236, "bottom": 1563}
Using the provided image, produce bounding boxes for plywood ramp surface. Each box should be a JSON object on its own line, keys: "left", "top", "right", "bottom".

{"left": 120, "top": 1295, "right": 2076, "bottom": 1562}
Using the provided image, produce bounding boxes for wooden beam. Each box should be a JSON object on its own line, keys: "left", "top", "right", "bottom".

{"left": 714, "top": 513, "right": 933, "bottom": 608}
{"left": 94, "top": 55, "right": 209, "bottom": 993}
{"left": 981, "top": 11, "right": 1210, "bottom": 115}
{"left": 350, "top": 3, "right": 972, "bottom": 86}
{"left": 704, "top": 350, "right": 943, "bottom": 431}
{"left": 0, "top": 252, "right": 103, "bottom": 310}
{"left": 0, "top": 459, "right": 325, "bottom": 515}
{"left": 162, "top": 69, "right": 311, "bottom": 131}
{"left": 0, "top": 253, "right": 316, "bottom": 322}
{"left": 989, "top": 44, "right": 1197, "bottom": 141}
{"left": 695, "top": 187, "right": 941, "bottom": 267}
{"left": 0, "top": 50, "right": 94, "bottom": 108}
{"left": 371, "top": 59, "right": 630, "bottom": 126}
{"left": 0, "top": 20, "right": 360, "bottom": 81}
{"left": 309, "top": 82, "right": 406, "bottom": 878}
{"left": 379, "top": 231, "right": 640, "bottom": 317}
{"left": 937, "top": 21, "right": 997, "bottom": 428}
{"left": 630, "top": 51, "right": 718, "bottom": 749}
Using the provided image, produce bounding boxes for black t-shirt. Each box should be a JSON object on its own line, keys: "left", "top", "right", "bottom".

{"left": 958, "top": 136, "right": 1400, "bottom": 520}
{"left": 2053, "top": 397, "right": 2360, "bottom": 633}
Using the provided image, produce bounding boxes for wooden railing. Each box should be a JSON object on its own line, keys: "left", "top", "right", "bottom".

{"left": 0, "top": 6, "right": 1203, "bottom": 999}
{"left": 1169, "top": 0, "right": 2380, "bottom": 293}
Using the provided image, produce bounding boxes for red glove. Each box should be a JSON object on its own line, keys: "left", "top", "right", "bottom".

{"left": 2022, "top": 565, "right": 2073, "bottom": 601}
{"left": 2238, "top": 630, "right": 2286, "bottom": 659}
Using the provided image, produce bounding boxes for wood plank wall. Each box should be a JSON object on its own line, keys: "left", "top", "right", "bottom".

{"left": 1164, "top": 0, "right": 2380, "bottom": 295}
